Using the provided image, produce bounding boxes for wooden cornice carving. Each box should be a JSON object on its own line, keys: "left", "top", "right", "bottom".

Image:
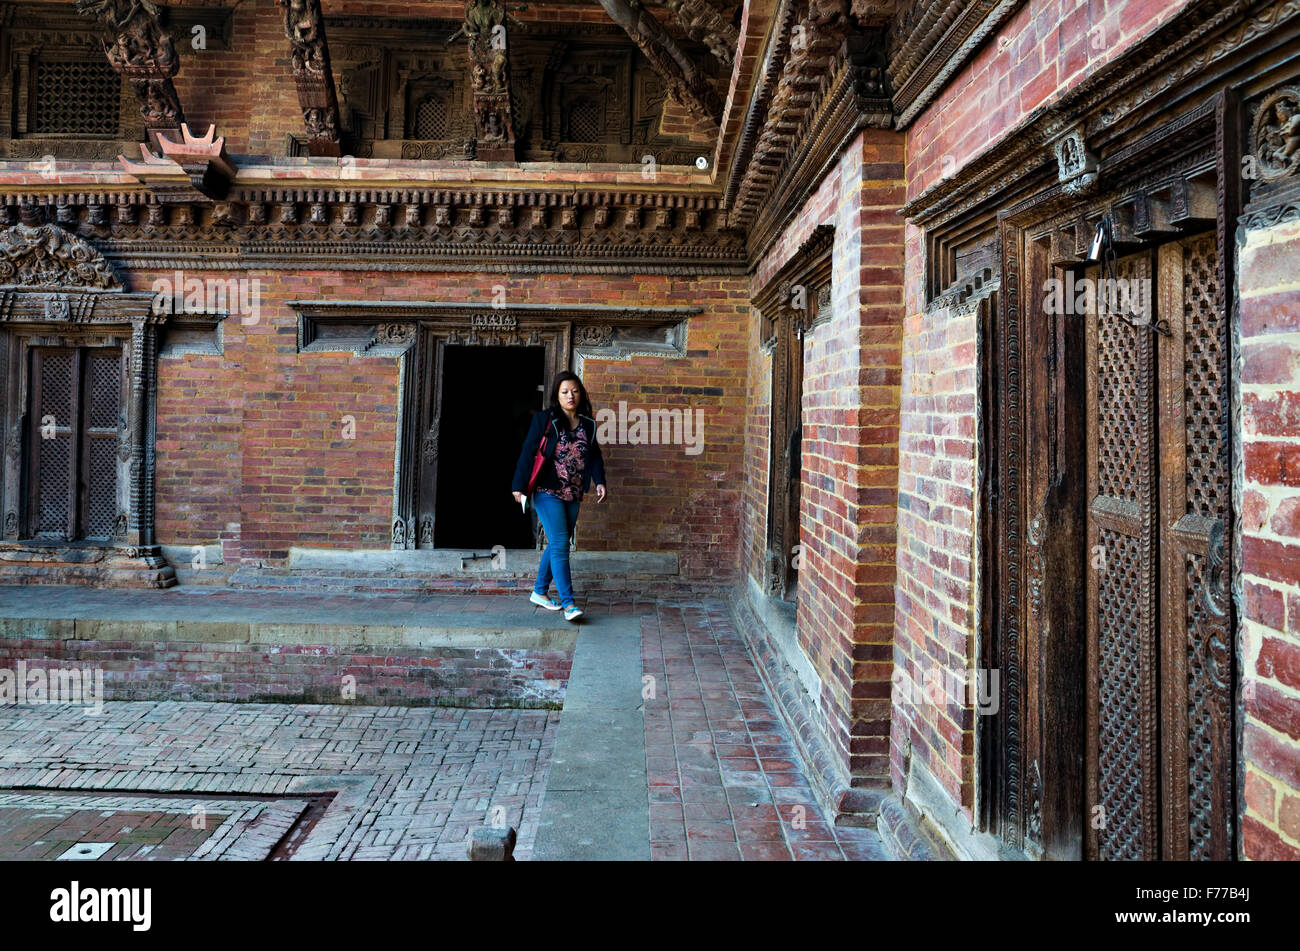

{"left": 0, "top": 204, "right": 121, "bottom": 291}
{"left": 753, "top": 223, "right": 833, "bottom": 314}
{"left": 276, "top": 0, "right": 342, "bottom": 157}
{"left": 291, "top": 299, "right": 702, "bottom": 355}
{"left": 887, "top": 0, "right": 1024, "bottom": 129}
{"left": 754, "top": 223, "right": 833, "bottom": 347}
{"left": 0, "top": 188, "right": 745, "bottom": 273}
{"left": 596, "top": 0, "right": 724, "bottom": 126}
{"left": 74, "top": 0, "right": 185, "bottom": 135}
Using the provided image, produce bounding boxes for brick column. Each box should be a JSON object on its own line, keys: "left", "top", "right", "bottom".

{"left": 1239, "top": 215, "right": 1300, "bottom": 860}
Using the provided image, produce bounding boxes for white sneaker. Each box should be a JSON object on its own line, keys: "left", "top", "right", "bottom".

{"left": 564, "top": 605, "right": 583, "bottom": 621}
{"left": 530, "top": 592, "right": 563, "bottom": 611}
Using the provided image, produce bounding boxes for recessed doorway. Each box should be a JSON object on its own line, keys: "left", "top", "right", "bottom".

{"left": 432, "top": 345, "right": 545, "bottom": 549}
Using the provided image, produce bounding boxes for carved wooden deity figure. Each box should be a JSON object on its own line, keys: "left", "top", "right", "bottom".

{"left": 74, "top": 0, "right": 185, "bottom": 128}
{"left": 74, "top": 0, "right": 179, "bottom": 74}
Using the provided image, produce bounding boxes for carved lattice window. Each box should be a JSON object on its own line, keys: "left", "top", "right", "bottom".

{"left": 566, "top": 99, "right": 600, "bottom": 142}
{"left": 31, "top": 59, "right": 121, "bottom": 136}
{"left": 412, "top": 95, "right": 449, "bottom": 139}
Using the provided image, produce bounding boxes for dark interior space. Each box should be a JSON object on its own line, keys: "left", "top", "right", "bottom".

{"left": 434, "top": 345, "right": 546, "bottom": 550}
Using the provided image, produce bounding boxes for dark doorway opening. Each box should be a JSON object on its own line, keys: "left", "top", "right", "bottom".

{"left": 434, "top": 345, "right": 545, "bottom": 549}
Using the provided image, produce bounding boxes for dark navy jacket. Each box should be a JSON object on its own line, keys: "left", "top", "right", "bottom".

{"left": 512, "top": 408, "right": 607, "bottom": 495}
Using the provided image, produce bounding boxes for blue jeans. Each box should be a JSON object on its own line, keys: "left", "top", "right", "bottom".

{"left": 533, "top": 491, "right": 582, "bottom": 608}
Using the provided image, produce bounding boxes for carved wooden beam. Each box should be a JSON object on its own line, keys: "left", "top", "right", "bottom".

{"left": 74, "top": 0, "right": 185, "bottom": 139}
{"left": 117, "top": 123, "right": 238, "bottom": 200}
{"left": 596, "top": 0, "right": 723, "bottom": 125}
{"left": 276, "top": 0, "right": 342, "bottom": 157}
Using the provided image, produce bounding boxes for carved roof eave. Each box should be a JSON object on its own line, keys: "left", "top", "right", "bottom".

{"left": 753, "top": 223, "right": 834, "bottom": 314}
{"left": 899, "top": 0, "right": 1291, "bottom": 228}
{"left": 745, "top": 40, "right": 892, "bottom": 263}
{"left": 288, "top": 300, "right": 703, "bottom": 323}
{"left": 720, "top": 0, "right": 799, "bottom": 215}
{"left": 725, "top": 4, "right": 892, "bottom": 233}
{"left": 888, "top": 0, "right": 1026, "bottom": 129}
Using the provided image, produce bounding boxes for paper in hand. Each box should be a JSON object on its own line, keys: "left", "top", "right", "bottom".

{"left": 520, "top": 495, "right": 527, "bottom": 514}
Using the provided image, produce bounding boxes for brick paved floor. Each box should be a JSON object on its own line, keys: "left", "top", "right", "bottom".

{"left": 642, "top": 603, "right": 886, "bottom": 860}
{"left": 0, "top": 595, "right": 886, "bottom": 860}
{"left": 0, "top": 703, "right": 559, "bottom": 860}
{"left": 0, "top": 791, "right": 313, "bottom": 860}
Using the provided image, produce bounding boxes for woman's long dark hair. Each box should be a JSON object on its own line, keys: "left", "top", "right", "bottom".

{"left": 546, "top": 371, "right": 594, "bottom": 429}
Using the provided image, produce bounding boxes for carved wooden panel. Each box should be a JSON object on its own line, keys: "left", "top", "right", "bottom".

{"left": 29, "top": 348, "right": 76, "bottom": 537}
{"left": 1084, "top": 233, "right": 1234, "bottom": 861}
{"left": 30, "top": 57, "right": 121, "bottom": 136}
{"left": 83, "top": 345, "right": 121, "bottom": 539}
{"left": 1157, "top": 232, "right": 1234, "bottom": 862}
{"left": 1086, "top": 249, "right": 1159, "bottom": 861}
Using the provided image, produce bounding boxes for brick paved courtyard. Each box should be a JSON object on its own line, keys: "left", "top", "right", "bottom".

{"left": 0, "top": 702, "right": 559, "bottom": 861}
{"left": 0, "top": 591, "right": 886, "bottom": 860}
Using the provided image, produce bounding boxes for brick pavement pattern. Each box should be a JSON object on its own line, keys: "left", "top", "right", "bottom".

{"left": 642, "top": 603, "right": 886, "bottom": 860}
{"left": 0, "top": 597, "right": 886, "bottom": 859}
{"left": 0, "top": 791, "right": 310, "bottom": 860}
{"left": 0, "top": 703, "right": 559, "bottom": 861}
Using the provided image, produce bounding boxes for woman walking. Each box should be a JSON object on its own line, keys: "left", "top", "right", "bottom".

{"left": 512, "top": 371, "right": 607, "bottom": 621}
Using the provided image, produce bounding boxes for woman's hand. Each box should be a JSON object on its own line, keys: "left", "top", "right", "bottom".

{"left": 594, "top": 484, "right": 607, "bottom": 502}
{"left": 512, "top": 491, "right": 526, "bottom": 504}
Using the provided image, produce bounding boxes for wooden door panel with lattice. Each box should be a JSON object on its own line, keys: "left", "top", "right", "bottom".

{"left": 24, "top": 345, "right": 123, "bottom": 543}
{"left": 1085, "top": 249, "right": 1160, "bottom": 861}
{"left": 1084, "top": 232, "right": 1234, "bottom": 861}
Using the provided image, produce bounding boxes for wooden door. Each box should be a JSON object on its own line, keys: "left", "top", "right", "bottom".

{"left": 25, "top": 345, "right": 122, "bottom": 541}
{"left": 767, "top": 308, "right": 804, "bottom": 601}
{"left": 1084, "top": 232, "right": 1234, "bottom": 860}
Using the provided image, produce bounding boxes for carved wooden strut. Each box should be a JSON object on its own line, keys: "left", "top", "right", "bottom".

{"left": 276, "top": 0, "right": 342, "bottom": 157}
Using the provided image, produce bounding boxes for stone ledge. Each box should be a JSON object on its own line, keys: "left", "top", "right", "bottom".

{"left": 285, "top": 547, "right": 680, "bottom": 574}
{"left": 876, "top": 794, "right": 954, "bottom": 861}
{"left": 730, "top": 585, "right": 888, "bottom": 827}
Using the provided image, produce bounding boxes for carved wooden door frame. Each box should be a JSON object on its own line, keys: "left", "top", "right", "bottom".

{"left": 754, "top": 225, "right": 833, "bottom": 601}
{"left": 986, "top": 93, "right": 1241, "bottom": 860}
{"left": 413, "top": 320, "right": 568, "bottom": 549}
{"left": 290, "top": 300, "right": 700, "bottom": 551}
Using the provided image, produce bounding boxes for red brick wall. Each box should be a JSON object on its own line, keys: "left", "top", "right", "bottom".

{"left": 149, "top": 269, "right": 748, "bottom": 586}
{"left": 890, "top": 221, "right": 980, "bottom": 808}
{"left": 907, "top": 0, "right": 1194, "bottom": 201}
{"left": 0, "top": 637, "right": 571, "bottom": 707}
{"left": 1239, "top": 216, "right": 1300, "bottom": 860}
{"left": 748, "top": 128, "right": 905, "bottom": 785}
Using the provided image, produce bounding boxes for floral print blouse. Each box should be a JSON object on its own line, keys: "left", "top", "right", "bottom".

{"left": 539, "top": 421, "right": 589, "bottom": 502}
